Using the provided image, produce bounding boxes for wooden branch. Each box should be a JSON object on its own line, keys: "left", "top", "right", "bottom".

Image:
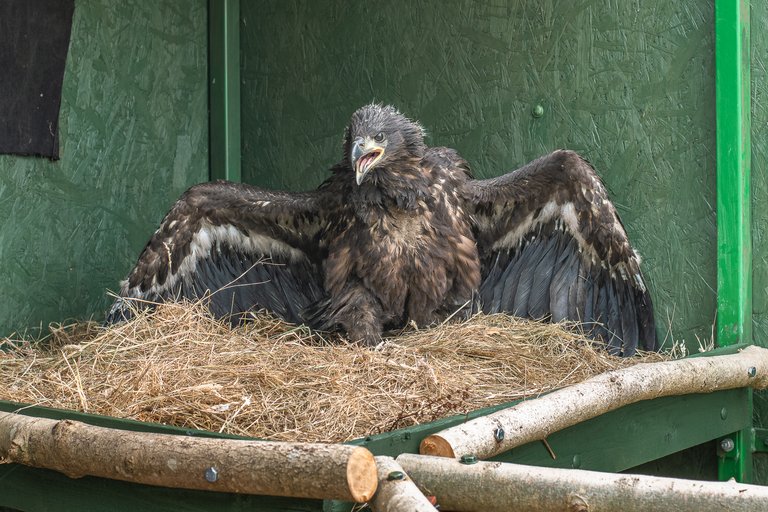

{"left": 0, "top": 412, "right": 377, "bottom": 502}
{"left": 398, "top": 453, "right": 768, "bottom": 512}
{"left": 369, "top": 456, "right": 436, "bottom": 512}
{"left": 421, "top": 345, "right": 768, "bottom": 459}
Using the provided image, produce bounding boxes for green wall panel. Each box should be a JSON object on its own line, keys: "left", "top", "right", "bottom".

{"left": 0, "top": 0, "right": 209, "bottom": 336}
{"left": 240, "top": 0, "right": 717, "bottom": 350}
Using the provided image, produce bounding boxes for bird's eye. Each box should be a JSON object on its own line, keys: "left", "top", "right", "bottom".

{"left": 374, "top": 132, "right": 385, "bottom": 143}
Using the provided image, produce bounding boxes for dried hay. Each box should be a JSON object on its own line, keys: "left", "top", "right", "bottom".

{"left": 0, "top": 302, "right": 668, "bottom": 443}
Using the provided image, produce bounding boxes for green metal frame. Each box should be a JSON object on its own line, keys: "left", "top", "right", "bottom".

{"left": 208, "top": 0, "right": 241, "bottom": 182}
{"left": 715, "top": 0, "right": 753, "bottom": 482}
{"left": 716, "top": 0, "right": 751, "bottom": 348}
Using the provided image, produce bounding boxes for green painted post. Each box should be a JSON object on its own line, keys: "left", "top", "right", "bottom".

{"left": 208, "top": 0, "right": 241, "bottom": 182}
{"left": 715, "top": 0, "right": 751, "bottom": 347}
{"left": 715, "top": 0, "right": 752, "bottom": 483}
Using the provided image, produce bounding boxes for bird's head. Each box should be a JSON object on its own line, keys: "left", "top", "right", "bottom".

{"left": 343, "top": 104, "right": 426, "bottom": 186}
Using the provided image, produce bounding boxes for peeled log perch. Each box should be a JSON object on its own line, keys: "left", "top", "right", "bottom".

{"left": 421, "top": 345, "right": 768, "bottom": 459}
{"left": 398, "top": 454, "right": 768, "bottom": 512}
{"left": 0, "top": 412, "right": 377, "bottom": 502}
{"left": 369, "top": 456, "right": 436, "bottom": 512}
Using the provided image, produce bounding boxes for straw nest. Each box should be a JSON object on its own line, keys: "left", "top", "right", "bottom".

{"left": 0, "top": 302, "right": 667, "bottom": 443}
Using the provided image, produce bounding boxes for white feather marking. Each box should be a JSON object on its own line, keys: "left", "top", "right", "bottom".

{"left": 163, "top": 241, "right": 173, "bottom": 273}
{"left": 133, "top": 222, "right": 306, "bottom": 296}
{"left": 635, "top": 273, "right": 646, "bottom": 292}
{"left": 490, "top": 200, "right": 633, "bottom": 276}
{"left": 491, "top": 210, "right": 536, "bottom": 250}
{"left": 560, "top": 202, "right": 579, "bottom": 232}
{"left": 492, "top": 200, "right": 566, "bottom": 250}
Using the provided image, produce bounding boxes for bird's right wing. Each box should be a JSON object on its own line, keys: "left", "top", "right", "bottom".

{"left": 106, "top": 180, "right": 338, "bottom": 325}
{"left": 465, "top": 150, "right": 656, "bottom": 355}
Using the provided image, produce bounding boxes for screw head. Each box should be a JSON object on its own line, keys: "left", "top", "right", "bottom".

{"left": 204, "top": 466, "right": 219, "bottom": 483}
{"left": 572, "top": 454, "right": 582, "bottom": 468}
{"left": 387, "top": 471, "right": 405, "bottom": 481}
{"left": 720, "top": 407, "right": 728, "bottom": 420}
{"left": 748, "top": 367, "right": 757, "bottom": 378}
{"left": 720, "top": 438, "right": 735, "bottom": 453}
{"left": 532, "top": 104, "right": 545, "bottom": 118}
{"left": 494, "top": 427, "right": 505, "bottom": 442}
{"left": 460, "top": 454, "right": 478, "bottom": 465}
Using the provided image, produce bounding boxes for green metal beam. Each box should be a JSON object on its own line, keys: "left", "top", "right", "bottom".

{"left": 718, "top": 425, "right": 754, "bottom": 483}
{"left": 348, "top": 389, "right": 751, "bottom": 472}
{"left": 715, "top": 0, "right": 752, "bottom": 483}
{"left": 208, "top": 0, "right": 241, "bottom": 182}
{"left": 715, "top": 0, "right": 751, "bottom": 347}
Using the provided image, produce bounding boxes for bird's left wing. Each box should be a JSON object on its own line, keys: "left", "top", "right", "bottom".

{"left": 465, "top": 150, "right": 656, "bottom": 355}
{"left": 106, "top": 180, "right": 337, "bottom": 325}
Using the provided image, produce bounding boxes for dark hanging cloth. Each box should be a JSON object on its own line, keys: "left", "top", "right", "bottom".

{"left": 0, "top": 0, "right": 75, "bottom": 159}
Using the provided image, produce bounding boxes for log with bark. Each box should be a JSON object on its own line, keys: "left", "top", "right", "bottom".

{"left": 397, "top": 453, "right": 768, "bottom": 512}
{"left": 420, "top": 345, "right": 768, "bottom": 459}
{"left": 0, "top": 412, "right": 377, "bottom": 502}
{"left": 369, "top": 456, "right": 436, "bottom": 512}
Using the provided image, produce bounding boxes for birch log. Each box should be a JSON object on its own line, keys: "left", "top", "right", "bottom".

{"left": 0, "top": 412, "right": 377, "bottom": 502}
{"left": 421, "top": 345, "right": 768, "bottom": 459}
{"left": 369, "top": 456, "right": 436, "bottom": 512}
{"left": 398, "top": 454, "right": 768, "bottom": 512}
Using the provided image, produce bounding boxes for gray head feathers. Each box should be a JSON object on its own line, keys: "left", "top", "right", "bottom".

{"left": 343, "top": 104, "right": 426, "bottom": 162}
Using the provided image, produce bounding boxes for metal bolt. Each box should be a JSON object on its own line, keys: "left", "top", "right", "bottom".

{"left": 720, "top": 438, "right": 735, "bottom": 453}
{"left": 748, "top": 367, "right": 757, "bottom": 378}
{"left": 460, "top": 454, "right": 478, "bottom": 465}
{"left": 494, "top": 427, "right": 505, "bottom": 442}
{"left": 532, "top": 104, "right": 545, "bottom": 118}
{"left": 204, "top": 466, "right": 219, "bottom": 483}
{"left": 572, "top": 454, "right": 582, "bottom": 468}
{"left": 387, "top": 471, "right": 405, "bottom": 481}
{"left": 720, "top": 407, "right": 728, "bottom": 420}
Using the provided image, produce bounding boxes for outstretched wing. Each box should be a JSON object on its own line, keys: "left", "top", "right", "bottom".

{"left": 465, "top": 150, "right": 656, "bottom": 355}
{"left": 106, "top": 180, "right": 337, "bottom": 325}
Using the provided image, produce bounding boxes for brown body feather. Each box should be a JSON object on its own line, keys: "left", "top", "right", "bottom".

{"left": 321, "top": 148, "right": 480, "bottom": 344}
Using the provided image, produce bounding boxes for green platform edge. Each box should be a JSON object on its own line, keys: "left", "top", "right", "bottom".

{"left": 715, "top": 0, "right": 753, "bottom": 483}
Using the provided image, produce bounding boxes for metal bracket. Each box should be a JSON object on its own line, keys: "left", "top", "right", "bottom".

{"left": 718, "top": 427, "right": 752, "bottom": 482}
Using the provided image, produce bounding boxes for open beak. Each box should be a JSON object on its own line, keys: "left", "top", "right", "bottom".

{"left": 351, "top": 137, "right": 385, "bottom": 185}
